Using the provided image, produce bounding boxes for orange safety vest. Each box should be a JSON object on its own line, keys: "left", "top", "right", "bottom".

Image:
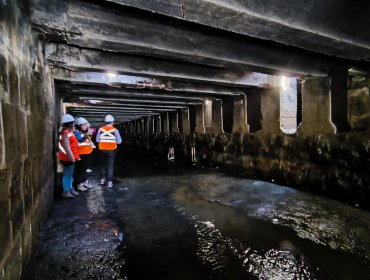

{"left": 98, "top": 125, "right": 117, "bottom": 150}
{"left": 78, "top": 133, "right": 93, "bottom": 155}
{"left": 58, "top": 129, "right": 80, "bottom": 161}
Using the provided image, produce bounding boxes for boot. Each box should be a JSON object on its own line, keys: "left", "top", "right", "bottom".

{"left": 77, "top": 183, "right": 88, "bottom": 192}
{"left": 100, "top": 178, "right": 105, "bottom": 185}
{"left": 107, "top": 181, "right": 113, "bottom": 188}
{"left": 62, "top": 191, "right": 74, "bottom": 198}
{"left": 70, "top": 188, "right": 79, "bottom": 196}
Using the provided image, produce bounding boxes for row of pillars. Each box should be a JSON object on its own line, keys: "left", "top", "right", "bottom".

{"left": 121, "top": 94, "right": 254, "bottom": 135}
{"left": 123, "top": 75, "right": 370, "bottom": 136}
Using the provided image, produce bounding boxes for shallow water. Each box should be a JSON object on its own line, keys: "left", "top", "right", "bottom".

{"left": 23, "top": 161, "right": 370, "bottom": 280}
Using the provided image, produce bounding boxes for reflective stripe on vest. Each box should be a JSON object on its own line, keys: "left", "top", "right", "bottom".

{"left": 58, "top": 132, "right": 73, "bottom": 155}
{"left": 58, "top": 131, "right": 79, "bottom": 161}
{"left": 99, "top": 126, "right": 117, "bottom": 150}
{"left": 78, "top": 133, "right": 93, "bottom": 155}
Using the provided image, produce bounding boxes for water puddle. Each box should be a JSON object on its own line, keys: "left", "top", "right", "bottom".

{"left": 172, "top": 186, "right": 370, "bottom": 280}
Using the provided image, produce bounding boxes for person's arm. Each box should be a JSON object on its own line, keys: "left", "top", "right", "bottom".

{"left": 74, "top": 131, "right": 88, "bottom": 143}
{"left": 61, "top": 133, "right": 75, "bottom": 161}
{"left": 96, "top": 128, "right": 101, "bottom": 142}
{"left": 115, "top": 129, "right": 122, "bottom": 144}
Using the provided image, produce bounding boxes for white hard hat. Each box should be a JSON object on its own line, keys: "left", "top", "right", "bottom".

{"left": 61, "top": 114, "right": 75, "bottom": 124}
{"left": 105, "top": 114, "right": 114, "bottom": 122}
{"left": 75, "top": 117, "right": 88, "bottom": 126}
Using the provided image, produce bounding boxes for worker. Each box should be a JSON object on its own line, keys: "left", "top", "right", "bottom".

{"left": 58, "top": 114, "right": 80, "bottom": 198}
{"left": 74, "top": 117, "right": 94, "bottom": 192}
{"left": 96, "top": 114, "right": 122, "bottom": 188}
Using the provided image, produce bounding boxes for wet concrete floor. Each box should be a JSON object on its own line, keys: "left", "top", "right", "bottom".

{"left": 23, "top": 160, "right": 370, "bottom": 280}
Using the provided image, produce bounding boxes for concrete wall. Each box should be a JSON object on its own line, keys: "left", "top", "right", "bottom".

{"left": 0, "top": 1, "right": 55, "bottom": 279}
{"left": 122, "top": 130, "right": 370, "bottom": 209}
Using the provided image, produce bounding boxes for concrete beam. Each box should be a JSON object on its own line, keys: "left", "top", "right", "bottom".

{"left": 161, "top": 112, "right": 169, "bottom": 133}
{"left": 61, "top": 87, "right": 206, "bottom": 102}
{"left": 180, "top": 108, "right": 190, "bottom": 133}
{"left": 33, "top": 0, "right": 331, "bottom": 76}
{"left": 169, "top": 111, "right": 179, "bottom": 133}
{"left": 104, "top": 0, "right": 370, "bottom": 62}
{"left": 194, "top": 104, "right": 205, "bottom": 133}
{"left": 53, "top": 70, "right": 246, "bottom": 95}
{"left": 260, "top": 88, "right": 280, "bottom": 135}
{"left": 212, "top": 99, "right": 223, "bottom": 133}
{"left": 47, "top": 44, "right": 281, "bottom": 87}
{"left": 298, "top": 77, "right": 336, "bottom": 135}
{"left": 232, "top": 95, "right": 248, "bottom": 133}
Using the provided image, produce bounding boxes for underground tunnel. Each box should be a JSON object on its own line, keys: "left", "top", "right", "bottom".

{"left": 1, "top": 0, "right": 370, "bottom": 279}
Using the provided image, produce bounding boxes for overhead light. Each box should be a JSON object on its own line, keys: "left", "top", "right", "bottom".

{"left": 107, "top": 72, "right": 117, "bottom": 78}
{"left": 280, "top": 76, "right": 289, "bottom": 90}
{"left": 88, "top": 99, "right": 103, "bottom": 104}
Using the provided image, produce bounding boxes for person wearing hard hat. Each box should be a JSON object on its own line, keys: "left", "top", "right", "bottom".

{"left": 73, "top": 117, "right": 94, "bottom": 192}
{"left": 58, "top": 114, "right": 80, "bottom": 198}
{"left": 96, "top": 114, "right": 122, "bottom": 188}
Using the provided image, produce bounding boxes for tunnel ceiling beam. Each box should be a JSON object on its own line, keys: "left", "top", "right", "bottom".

{"left": 58, "top": 83, "right": 242, "bottom": 101}
{"left": 62, "top": 97, "right": 201, "bottom": 106}
{"left": 100, "top": 0, "right": 370, "bottom": 63}
{"left": 53, "top": 71, "right": 246, "bottom": 96}
{"left": 66, "top": 90, "right": 204, "bottom": 102}
{"left": 47, "top": 44, "right": 281, "bottom": 88}
{"left": 33, "top": 0, "right": 332, "bottom": 76}
{"left": 64, "top": 99, "right": 195, "bottom": 109}
{"left": 64, "top": 100, "right": 186, "bottom": 110}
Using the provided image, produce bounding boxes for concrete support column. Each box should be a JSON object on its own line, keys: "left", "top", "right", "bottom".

{"left": 212, "top": 99, "right": 223, "bottom": 133}
{"left": 169, "top": 111, "right": 179, "bottom": 133}
{"left": 126, "top": 122, "right": 132, "bottom": 133}
{"left": 161, "top": 112, "right": 169, "bottom": 133}
{"left": 181, "top": 108, "right": 190, "bottom": 133}
{"left": 260, "top": 87, "right": 280, "bottom": 134}
{"left": 299, "top": 77, "right": 336, "bottom": 135}
{"left": 136, "top": 120, "right": 140, "bottom": 133}
{"left": 330, "top": 66, "right": 351, "bottom": 132}
{"left": 194, "top": 104, "right": 205, "bottom": 133}
{"left": 144, "top": 117, "right": 150, "bottom": 134}
{"left": 232, "top": 95, "right": 248, "bottom": 133}
{"left": 154, "top": 115, "right": 161, "bottom": 133}
{"left": 140, "top": 118, "right": 145, "bottom": 133}
{"left": 148, "top": 116, "right": 155, "bottom": 134}
{"left": 280, "top": 77, "right": 298, "bottom": 134}
{"left": 132, "top": 120, "right": 137, "bottom": 133}
{"left": 348, "top": 76, "right": 370, "bottom": 130}
{"left": 247, "top": 88, "right": 262, "bottom": 133}
{"left": 222, "top": 97, "right": 233, "bottom": 133}
{"left": 134, "top": 120, "right": 138, "bottom": 133}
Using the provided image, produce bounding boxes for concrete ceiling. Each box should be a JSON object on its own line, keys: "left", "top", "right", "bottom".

{"left": 31, "top": 0, "right": 370, "bottom": 126}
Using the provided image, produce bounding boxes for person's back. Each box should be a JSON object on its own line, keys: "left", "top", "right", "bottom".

{"left": 96, "top": 114, "right": 122, "bottom": 188}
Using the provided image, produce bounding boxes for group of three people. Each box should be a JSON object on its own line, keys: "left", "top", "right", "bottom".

{"left": 58, "top": 114, "right": 122, "bottom": 198}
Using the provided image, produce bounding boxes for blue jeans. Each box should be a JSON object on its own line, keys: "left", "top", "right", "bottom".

{"left": 62, "top": 164, "right": 75, "bottom": 192}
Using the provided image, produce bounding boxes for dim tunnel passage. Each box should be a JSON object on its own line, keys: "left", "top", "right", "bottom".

{"left": 23, "top": 160, "right": 370, "bottom": 280}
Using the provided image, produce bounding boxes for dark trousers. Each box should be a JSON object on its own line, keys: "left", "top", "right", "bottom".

{"left": 75, "top": 154, "right": 90, "bottom": 185}
{"left": 99, "top": 150, "right": 115, "bottom": 182}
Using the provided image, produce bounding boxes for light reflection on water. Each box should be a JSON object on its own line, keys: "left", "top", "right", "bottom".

{"left": 195, "top": 220, "right": 313, "bottom": 280}
{"left": 172, "top": 185, "right": 370, "bottom": 280}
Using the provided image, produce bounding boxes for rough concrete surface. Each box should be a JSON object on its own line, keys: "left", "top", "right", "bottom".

{"left": 22, "top": 160, "right": 370, "bottom": 280}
